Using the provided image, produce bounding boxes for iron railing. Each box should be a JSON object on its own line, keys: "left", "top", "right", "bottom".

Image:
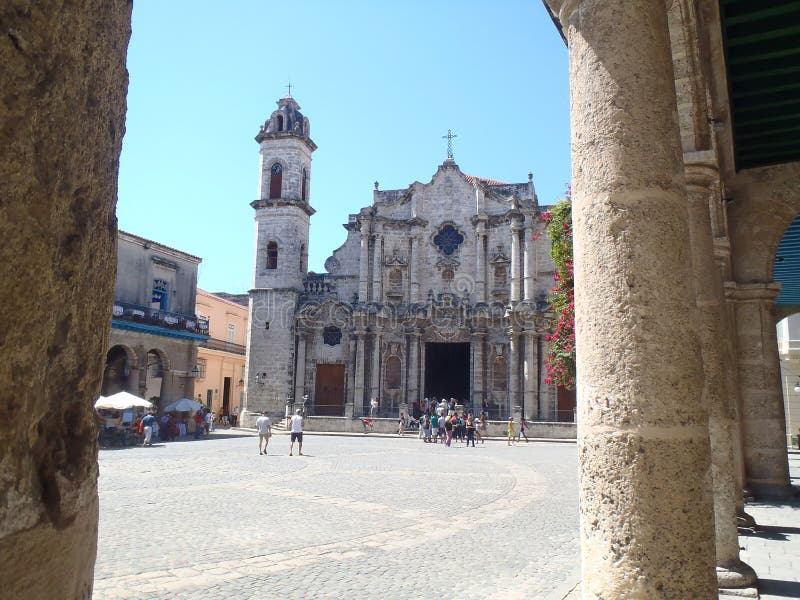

{"left": 112, "top": 300, "right": 209, "bottom": 336}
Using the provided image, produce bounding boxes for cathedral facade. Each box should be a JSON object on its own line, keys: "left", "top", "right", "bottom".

{"left": 243, "top": 94, "right": 558, "bottom": 422}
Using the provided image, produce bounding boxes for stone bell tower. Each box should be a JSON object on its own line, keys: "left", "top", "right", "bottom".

{"left": 244, "top": 92, "right": 316, "bottom": 419}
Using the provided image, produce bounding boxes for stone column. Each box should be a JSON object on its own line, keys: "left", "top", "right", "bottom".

{"left": 370, "top": 331, "right": 381, "bottom": 403}
{"left": 410, "top": 237, "right": 419, "bottom": 303}
{"left": 407, "top": 331, "right": 419, "bottom": 404}
{"left": 523, "top": 223, "right": 536, "bottom": 301}
{"left": 508, "top": 331, "right": 520, "bottom": 418}
{"left": 353, "top": 330, "right": 366, "bottom": 414}
{"left": 358, "top": 222, "right": 370, "bottom": 302}
{"left": 475, "top": 222, "right": 487, "bottom": 303}
{"left": 294, "top": 332, "right": 307, "bottom": 410}
{"left": 471, "top": 330, "right": 486, "bottom": 407}
{"left": 419, "top": 340, "right": 426, "bottom": 400}
{"left": 523, "top": 329, "right": 537, "bottom": 420}
{"left": 0, "top": 2, "right": 132, "bottom": 597}
{"left": 509, "top": 219, "right": 522, "bottom": 304}
{"left": 346, "top": 336, "right": 356, "bottom": 417}
{"left": 686, "top": 160, "right": 756, "bottom": 588}
{"left": 372, "top": 233, "right": 383, "bottom": 303}
{"left": 554, "top": 0, "right": 718, "bottom": 595}
{"left": 730, "top": 283, "right": 792, "bottom": 498}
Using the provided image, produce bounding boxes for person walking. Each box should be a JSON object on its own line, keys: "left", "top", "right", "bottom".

{"left": 517, "top": 416, "right": 529, "bottom": 443}
{"left": 444, "top": 413, "right": 454, "bottom": 447}
{"left": 193, "top": 410, "right": 204, "bottom": 440}
{"left": 507, "top": 416, "right": 516, "bottom": 446}
{"left": 231, "top": 406, "right": 239, "bottom": 427}
{"left": 398, "top": 412, "right": 408, "bottom": 436}
{"left": 256, "top": 411, "right": 271, "bottom": 455}
{"left": 465, "top": 413, "right": 476, "bottom": 447}
{"left": 140, "top": 411, "right": 156, "bottom": 446}
{"left": 289, "top": 408, "right": 304, "bottom": 456}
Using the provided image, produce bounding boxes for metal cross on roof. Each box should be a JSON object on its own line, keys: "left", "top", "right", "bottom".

{"left": 442, "top": 129, "right": 457, "bottom": 160}
{"left": 285, "top": 81, "right": 293, "bottom": 96}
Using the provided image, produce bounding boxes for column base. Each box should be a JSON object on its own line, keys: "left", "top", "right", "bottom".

{"left": 736, "top": 509, "right": 756, "bottom": 529}
{"left": 344, "top": 403, "right": 354, "bottom": 419}
{"left": 717, "top": 560, "right": 757, "bottom": 589}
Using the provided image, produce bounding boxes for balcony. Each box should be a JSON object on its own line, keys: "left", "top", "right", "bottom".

{"left": 302, "top": 274, "right": 337, "bottom": 298}
{"left": 199, "top": 338, "right": 246, "bottom": 355}
{"left": 112, "top": 300, "right": 209, "bottom": 336}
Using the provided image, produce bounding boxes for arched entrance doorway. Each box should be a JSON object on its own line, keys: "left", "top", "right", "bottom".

{"left": 102, "top": 345, "right": 137, "bottom": 395}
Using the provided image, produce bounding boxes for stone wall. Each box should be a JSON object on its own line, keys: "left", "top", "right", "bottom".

{"left": 0, "top": 2, "right": 132, "bottom": 598}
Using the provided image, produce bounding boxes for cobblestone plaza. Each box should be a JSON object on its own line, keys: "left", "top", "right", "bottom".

{"left": 94, "top": 432, "right": 579, "bottom": 599}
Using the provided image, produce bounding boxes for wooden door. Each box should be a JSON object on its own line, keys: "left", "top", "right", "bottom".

{"left": 315, "top": 364, "right": 345, "bottom": 416}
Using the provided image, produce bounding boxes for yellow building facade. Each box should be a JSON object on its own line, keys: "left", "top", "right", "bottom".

{"left": 194, "top": 290, "right": 248, "bottom": 421}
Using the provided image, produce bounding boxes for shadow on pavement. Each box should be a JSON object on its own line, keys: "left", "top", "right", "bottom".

{"left": 759, "top": 579, "right": 800, "bottom": 598}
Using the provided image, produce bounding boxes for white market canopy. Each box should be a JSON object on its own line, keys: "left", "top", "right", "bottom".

{"left": 162, "top": 398, "right": 203, "bottom": 412}
{"left": 95, "top": 391, "right": 152, "bottom": 410}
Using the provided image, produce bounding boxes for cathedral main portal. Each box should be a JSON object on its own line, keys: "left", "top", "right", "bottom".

{"left": 424, "top": 342, "right": 470, "bottom": 401}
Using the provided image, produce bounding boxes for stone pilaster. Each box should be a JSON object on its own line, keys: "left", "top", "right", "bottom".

{"left": 476, "top": 221, "right": 487, "bottom": 303}
{"left": 371, "top": 233, "right": 383, "bottom": 303}
{"left": 729, "top": 283, "right": 792, "bottom": 498}
{"left": 510, "top": 219, "right": 522, "bottom": 304}
{"left": 294, "top": 331, "right": 307, "bottom": 409}
{"left": 556, "top": 0, "right": 718, "bottom": 595}
{"left": 407, "top": 331, "right": 419, "bottom": 404}
{"left": 508, "top": 329, "right": 520, "bottom": 417}
{"left": 370, "top": 331, "right": 381, "bottom": 403}
{"left": 358, "top": 222, "right": 369, "bottom": 302}
{"left": 347, "top": 335, "right": 356, "bottom": 414}
{"left": 686, "top": 160, "right": 756, "bottom": 588}
{"left": 471, "top": 330, "right": 486, "bottom": 406}
{"left": 419, "top": 341, "right": 426, "bottom": 400}
{"left": 353, "top": 330, "right": 366, "bottom": 414}
{"left": 410, "top": 237, "right": 419, "bottom": 303}
{"left": 523, "top": 329, "right": 537, "bottom": 420}
{"left": 523, "top": 224, "right": 536, "bottom": 301}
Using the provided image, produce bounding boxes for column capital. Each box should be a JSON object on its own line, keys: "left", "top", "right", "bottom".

{"left": 544, "top": 0, "right": 582, "bottom": 27}
{"left": 470, "top": 328, "right": 488, "bottom": 338}
{"left": 684, "top": 155, "right": 719, "bottom": 190}
{"left": 726, "top": 282, "right": 781, "bottom": 303}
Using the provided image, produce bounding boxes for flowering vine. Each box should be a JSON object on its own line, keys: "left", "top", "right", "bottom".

{"left": 541, "top": 187, "right": 575, "bottom": 390}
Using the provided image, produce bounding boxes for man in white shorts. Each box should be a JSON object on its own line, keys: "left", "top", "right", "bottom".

{"left": 289, "top": 408, "right": 304, "bottom": 456}
{"left": 256, "top": 411, "right": 271, "bottom": 455}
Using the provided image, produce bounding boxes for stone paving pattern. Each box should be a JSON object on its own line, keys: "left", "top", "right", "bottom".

{"left": 94, "top": 431, "right": 580, "bottom": 599}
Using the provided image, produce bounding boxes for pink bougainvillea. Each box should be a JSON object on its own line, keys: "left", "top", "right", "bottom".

{"left": 542, "top": 186, "right": 575, "bottom": 390}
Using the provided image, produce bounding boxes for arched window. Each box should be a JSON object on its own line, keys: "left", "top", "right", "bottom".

{"left": 493, "top": 357, "right": 508, "bottom": 391}
{"left": 266, "top": 241, "right": 278, "bottom": 270}
{"left": 301, "top": 168, "right": 308, "bottom": 202}
{"left": 385, "top": 356, "right": 401, "bottom": 389}
{"left": 269, "top": 163, "right": 282, "bottom": 200}
{"left": 276, "top": 114, "right": 284, "bottom": 131}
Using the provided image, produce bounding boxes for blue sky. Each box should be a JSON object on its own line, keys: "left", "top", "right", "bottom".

{"left": 118, "top": 1, "right": 570, "bottom": 294}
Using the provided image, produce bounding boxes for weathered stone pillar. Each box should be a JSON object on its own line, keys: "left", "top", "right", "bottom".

{"left": 508, "top": 330, "right": 520, "bottom": 417}
{"left": 358, "top": 222, "right": 370, "bottom": 302}
{"left": 294, "top": 332, "right": 307, "bottom": 410}
{"left": 551, "top": 0, "right": 718, "bottom": 595}
{"left": 347, "top": 335, "right": 356, "bottom": 415}
{"left": 523, "top": 329, "right": 537, "bottom": 420}
{"left": 475, "top": 221, "right": 487, "bottom": 303}
{"left": 510, "top": 219, "right": 522, "bottom": 303}
{"left": 685, "top": 159, "right": 756, "bottom": 588}
{"left": 407, "top": 331, "right": 419, "bottom": 404}
{"left": 353, "top": 330, "right": 366, "bottom": 413}
{"left": 730, "top": 283, "right": 792, "bottom": 498}
{"left": 409, "top": 237, "right": 419, "bottom": 303}
{"left": 471, "top": 329, "right": 486, "bottom": 406}
{"left": 370, "top": 331, "right": 381, "bottom": 403}
{"left": 371, "top": 233, "right": 383, "bottom": 303}
{"left": 419, "top": 340, "right": 426, "bottom": 400}
{"left": 523, "top": 223, "right": 536, "bottom": 301}
{"left": 0, "top": 3, "right": 131, "bottom": 598}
